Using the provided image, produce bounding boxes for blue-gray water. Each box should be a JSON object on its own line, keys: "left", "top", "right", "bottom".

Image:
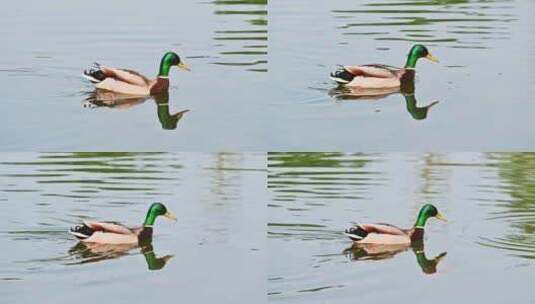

{"left": 0, "top": 153, "right": 266, "bottom": 303}
{"left": 1, "top": 153, "right": 534, "bottom": 303}
{"left": 0, "top": 0, "right": 268, "bottom": 150}
{"left": 267, "top": 0, "right": 535, "bottom": 150}
{"left": 2, "top": 0, "right": 535, "bottom": 150}
{"left": 268, "top": 152, "right": 535, "bottom": 303}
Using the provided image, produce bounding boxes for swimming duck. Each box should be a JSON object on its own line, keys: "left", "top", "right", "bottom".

{"left": 69, "top": 202, "right": 177, "bottom": 245}
{"left": 344, "top": 204, "right": 447, "bottom": 245}
{"left": 83, "top": 52, "right": 190, "bottom": 96}
{"left": 330, "top": 44, "right": 438, "bottom": 88}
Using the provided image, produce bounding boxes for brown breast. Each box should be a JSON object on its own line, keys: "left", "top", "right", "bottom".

{"left": 150, "top": 78, "right": 170, "bottom": 95}
{"left": 399, "top": 69, "right": 416, "bottom": 93}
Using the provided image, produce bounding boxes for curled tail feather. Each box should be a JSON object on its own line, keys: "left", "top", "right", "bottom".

{"left": 330, "top": 66, "right": 356, "bottom": 84}
{"left": 344, "top": 225, "right": 369, "bottom": 241}
{"left": 83, "top": 63, "right": 107, "bottom": 83}
{"left": 69, "top": 224, "right": 95, "bottom": 240}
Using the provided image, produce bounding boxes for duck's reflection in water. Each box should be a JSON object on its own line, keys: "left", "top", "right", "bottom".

{"left": 82, "top": 90, "right": 189, "bottom": 130}
{"left": 68, "top": 242, "right": 173, "bottom": 271}
{"left": 343, "top": 241, "right": 446, "bottom": 275}
{"left": 328, "top": 84, "right": 439, "bottom": 120}
{"left": 403, "top": 93, "right": 439, "bottom": 120}
{"left": 154, "top": 93, "right": 189, "bottom": 130}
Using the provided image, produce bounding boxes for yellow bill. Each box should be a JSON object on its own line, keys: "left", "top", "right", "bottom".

{"left": 177, "top": 62, "right": 191, "bottom": 71}
{"left": 435, "top": 212, "right": 448, "bottom": 222}
{"left": 164, "top": 211, "right": 177, "bottom": 221}
{"left": 425, "top": 53, "right": 440, "bottom": 63}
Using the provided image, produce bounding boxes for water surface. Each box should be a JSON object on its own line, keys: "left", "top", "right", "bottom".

{"left": 0, "top": 152, "right": 266, "bottom": 303}
{"left": 268, "top": 0, "right": 535, "bottom": 150}
{"left": 2, "top": 0, "right": 534, "bottom": 150}
{"left": 268, "top": 152, "right": 534, "bottom": 303}
{"left": 0, "top": 0, "right": 268, "bottom": 150}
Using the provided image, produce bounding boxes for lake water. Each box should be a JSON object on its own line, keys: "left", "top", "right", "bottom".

{"left": 2, "top": 0, "right": 535, "bottom": 150}
{"left": 0, "top": 152, "right": 266, "bottom": 303}
{"left": 0, "top": 0, "right": 268, "bottom": 150}
{"left": 268, "top": 152, "right": 535, "bottom": 303}
{"left": 268, "top": 0, "right": 535, "bottom": 150}
{"left": 1, "top": 152, "right": 534, "bottom": 303}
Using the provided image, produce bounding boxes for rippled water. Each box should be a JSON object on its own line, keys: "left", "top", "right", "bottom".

{"left": 0, "top": 152, "right": 266, "bottom": 303}
{"left": 332, "top": 0, "right": 516, "bottom": 48}
{"left": 213, "top": 0, "right": 268, "bottom": 72}
{"left": 4, "top": 1, "right": 535, "bottom": 150}
{"left": 268, "top": 0, "right": 535, "bottom": 150}
{"left": 268, "top": 152, "right": 535, "bottom": 303}
{"left": 0, "top": 0, "right": 268, "bottom": 150}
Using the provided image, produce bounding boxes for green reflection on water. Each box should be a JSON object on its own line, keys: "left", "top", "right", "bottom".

{"left": 332, "top": 0, "right": 515, "bottom": 49}
{"left": 268, "top": 153, "right": 381, "bottom": 202}
{"left": 212, "top": 0, "right": 268, "bottom": 71}
{"left": 268, "top": 152, "right": 374, "bottom": 168}
{"left": 479, "top": 153, "right": 535, "bottom": 259}
{"left": 0, "top": 152, "right": 184, "bottom": 200}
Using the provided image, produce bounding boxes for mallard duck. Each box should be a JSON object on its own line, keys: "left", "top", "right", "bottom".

{"left": 69, "top": 202, "right": 177, "bottom": 245}
{"left": 330, "top": 44, "right": 439, "bottom": 88}
{"left": 83, "top": 51, "right": 190, "bottom": 96}
{"left": 344, "top": 204, "right": 447, "bottom": 245}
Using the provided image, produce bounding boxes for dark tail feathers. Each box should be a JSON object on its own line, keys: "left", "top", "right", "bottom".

{"left": 330, "top": 67, "right": 355, "bottom": 84}
{"left": 69, "top": 224, "right": 95, "bottom": 240}
{"left": 83, "top": 63, "right": 107, "bottom": 83}
{"left": 344, "top": 225, "right": 368, "bottom": 241}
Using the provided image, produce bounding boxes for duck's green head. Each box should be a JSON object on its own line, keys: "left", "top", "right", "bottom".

{"left": 158, "top": 51, "right": 191, "bottom": 77}
{"left": 143, "top": 202, "right": 177, "bottom": 227}
{"left": 414, "top": 204, "right": 447, "bottom": 229}
{"left": 405, "top": 44, "right": 439, "bottom": 69}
